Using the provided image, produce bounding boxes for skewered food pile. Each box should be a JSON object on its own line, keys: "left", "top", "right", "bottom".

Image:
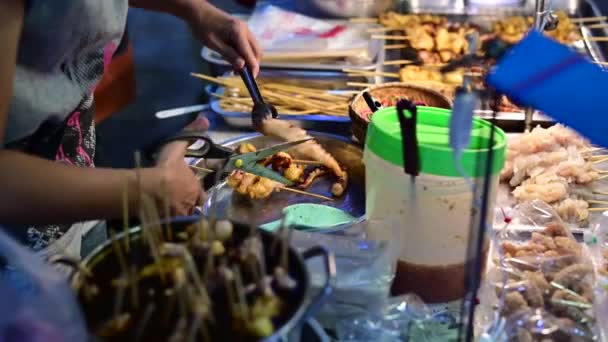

{"left": 227, "top": 140, "right": 347, "bottom": 200}
{"left": 492, "top": 11, "right": 581, "bottom": 45}
{"left": 500, "top": 125, "right": 602, "bottom": 226}
{"left": 495, "top": 222, "right": 597, "bottom": 340}
{"left": 191, "top": 73, "right": 351, "bottom": 117}
{"left": 75, "top": 201, "right": 303, "bottom": 341}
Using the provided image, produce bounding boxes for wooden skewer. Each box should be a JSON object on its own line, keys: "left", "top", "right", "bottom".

{"left": 384, "top": 44, "right": 408, "bottom": 50}
{"left": 586, "top": 23, "right": 608, "bottom": 29}
{"left": 346, "top": 71, "right": 400, "bottom": 78}
{"left": 593, "top": 156, "right": 608, "bottom": 164}
{"left": 384, "top": 59, "right": 415, "bottom": 65}
{"left": 581, "top": 147, "right": 606, "bottom": 153}
{"left": 593, "top": 190, "right": 608, "bottom": 196}
{"left": 347, "top": 81, "right": 376, "bottom": 88}
{"left": 190, "top": 72, "right": 229, "bottom": 86}
{"left": 599, "top": 174, "right": 608, "bottom": 180}
{"left": 367, "top": 27, "right": 392, "bottom": 33}
{"left": 279, "top": 187, "right": 333, "bottom": 201}
{"left": 588, "top": 37, "right": 608, "bottom": 42}
{"left": 372, "top": 34, "right": 410, "bottom": 40}
{"left": 349, "top": 17, "right": 378, "bottom": 23}
{"left": 572, "top": 16, "right": 607, "bottom": 24}
{"left": 293, "top": 159, "right": 324, "bottom": 166}
{"left": 588, "top": 207, "right": 608, "bottom": 212}
{"left": 587, "top": 199, "right": 608, "bottom": 205}
{"left": 190, "top": 165, "right": 214, "bottom": 173}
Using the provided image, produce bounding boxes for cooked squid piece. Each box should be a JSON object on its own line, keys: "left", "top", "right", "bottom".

{"left": 257, "top": 119, "right": 348, "bottom": 197}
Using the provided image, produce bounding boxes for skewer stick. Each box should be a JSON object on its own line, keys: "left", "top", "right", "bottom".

{"left": 384, "top": 59, "right": 415, "bottom": 65}
{"left": 594, "top": 190, "right": 608, "bottom": 196}
{"left": 588, "top": 37, "right": 608, "bottom": 42}
{"left": 587, "top": 199, "right": 608, "bottom": 205}
{"left": 343, "top": 68, "right": 400, "bottom": 78}
{"left": 371, "top": 35, "right": 410, "bottom": 40}
{"left": 134, "top": 303, "right": 156, "bottom": 342}
{"left": 385, "top": 44, "right": 408, "bottom": 50}
{"left": 581, "top": 147, "right": 606, "bottom": 153}
{"left": 190, "top": 72, "right": 229, "bottom": 86}
{"left": 588, "top": 207, "right": 608, "bottom": 212}
{"left": 599, "top": 174, "right": 608, "bottom": 180}
{"left": 367, "top": 27, "right": 392, "bottom": 33}
{"left": 586, "top": 23, "right": 608, "bottom": 29}
{"left": 347, "top": 81, "right": 376, "bottom": 88}
{"left": 349, "top": 17, "right": 378, "bottom": 23}
{"left": 571, "top": 16, "right": 607, "bottom": 24}
{"left": 279, "top": 187, "right": 333, "bottom": 201}
{"left": 593, "top": 156, "right": 608, "bottom": 164}
{"left": 189, "top": 165, "right": 214, "bottom": 173}
{"left": 293, "top": 159, "right": 324, "bottom": 166}
{"left": 122, "top": 178, "right": 130, "bottom": 251}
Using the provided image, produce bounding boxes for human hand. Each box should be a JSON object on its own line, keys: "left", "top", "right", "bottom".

{"left": 189, "top": 2, "right": 262, "bottom": 76}
{"left": 146, "top": 115, "right": 210, "bottom": 216}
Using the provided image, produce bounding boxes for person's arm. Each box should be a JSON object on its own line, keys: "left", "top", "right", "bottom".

{"left": 0, "top": 0, "right": 23, "bottom": 144}
{"left": 129, "top": 0, "right": 262, "bottom": 76}
{"left": 0, "top": 1, "right": 200, "bottom": 226}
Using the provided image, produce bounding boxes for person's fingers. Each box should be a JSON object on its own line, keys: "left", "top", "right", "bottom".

{"left": 230, "top": 21, "right": 259, "bottom": 76}
{"left": 209, "top": 34, "right": 245, "bottom": 70}
{"left": 247, "top": 30, "right": 263, "bottom": 61}
{"left": 184, "top": 115, "right": 210, "bottom": 132}
{"left": 158, "top": 141, "right": 189, "bottom": 164}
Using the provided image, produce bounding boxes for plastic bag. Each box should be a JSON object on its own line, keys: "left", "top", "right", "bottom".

{"left": 478, "top": 200, "right": 600, "bottom": 341}
{"left": 335, "top": 294, "right": 460, "bottom": 341}
{"left": 247, "top": 4, "right": 374, "bottom": 59}
{"left": 0, "top": 229, "right": 87, "bottom": 342}
{"left": 289, "top": 220, "right": 396, "bottom": 330}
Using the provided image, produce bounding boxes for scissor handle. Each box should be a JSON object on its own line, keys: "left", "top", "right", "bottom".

{"left": 157, "top": 132, "right": 233, "bottom": 159}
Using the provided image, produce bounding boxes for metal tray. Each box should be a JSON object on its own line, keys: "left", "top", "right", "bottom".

{"left": 201, "top": 132, "right": 365, "bottom": 227}
{"left": 208, "top": 70, "right": 360, "bottom": 135}
{"left": 201, "top": 16, "right": 386, "bottom": 73}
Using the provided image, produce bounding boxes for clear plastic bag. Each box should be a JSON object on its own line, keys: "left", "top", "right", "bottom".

{"left": 0, "top": 229, "right": 87, "bottom": 342}
{"left": 478, "top": 200, "right": 600, "bottom": 341}
{"left": 289, "top": 220, "right": 397, "bottom": 330}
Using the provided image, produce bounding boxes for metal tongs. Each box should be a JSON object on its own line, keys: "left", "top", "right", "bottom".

{"left": 159, "top": 131, "right": 311, "bottom": 186}
{"left": 239, "top": 66, "right": 277, "bottom": 129}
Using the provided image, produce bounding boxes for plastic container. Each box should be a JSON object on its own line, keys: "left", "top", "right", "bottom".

{"left": 364, "top": 106, "right": 506, "bottom": 303}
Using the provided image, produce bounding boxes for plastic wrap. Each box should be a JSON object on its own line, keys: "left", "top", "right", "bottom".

{"left": 247, "top": 4, "right": 372, "bottom": 58}
{"left": 0, "top": 229, "right": 87, "bottom": 342}
{"left": 478, "top": 200, "right": 601, "bottom": 341}
{"left": 289, "top": 219, "right": 397, "bottom": 330}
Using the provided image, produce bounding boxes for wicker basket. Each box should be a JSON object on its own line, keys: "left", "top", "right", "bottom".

{"left": 349, "top": 82, "right": 453, "bottom": 144}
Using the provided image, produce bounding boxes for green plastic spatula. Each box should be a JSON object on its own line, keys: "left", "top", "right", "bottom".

{"left": 260, "top": 203, "right": 356, "bottom": 232}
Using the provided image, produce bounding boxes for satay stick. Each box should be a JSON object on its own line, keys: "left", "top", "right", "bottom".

{"left": 190, "top": 165, "right": 214, "bottom": 173}
{"left": 232, "top": 266, "right": 249, "bottom": 319}
{"left": 344, "top": 69, "right": 400, "bottom": 78}
{"left": 599, "top": 175, "right": 608, "bottom": 180}
{"left": 293, "top": 159, "right": 324, "bottom": 166}
{"left": 588, "top": 37, "right": 608, "bottom": 42}
{"left": 122, "top": 178, "right": 130, "bottom": 252}
{"left": 586, "top": 23, "right": 608, "bottom": 29}
{"left": 349, "top": 17, "right": 378, "bottom": 23}
{"left": 347, "top": 81, "right": 376, "bottom": 88}
{"left": 587, "top": 199, "right": 608, "bottom": 205}
{"left": 134, "top": 303, "right": 156, "bottom": 342}
{"left": 572, "top": 16, "right": 607, "bottom": 24}
{"left": 367, "top": 26, "right": 392, "bottom": 33}
{"left": 371, "top": 34, "right": 410, "bottom": 40}
{"left": 588, "top": 207, "right": 608, "bottom": 212}
{"left": 190, "top": 72, "right": 231, "bottom": 86}
{"left": 384, "top": 44, "right": 408, "bottom": 50}
{"left": 279, "top": 187, "right": 334, "bottom": 201}
{"left": 384, "top": 59, "right": 415, "bottom": 65}
{"left": 593, "top": 156, "right": 608, "bottom": 164}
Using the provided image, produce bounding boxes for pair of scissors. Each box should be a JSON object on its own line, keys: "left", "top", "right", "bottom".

{"left": 159, "top": 131, "right": 312, "bottom": 186}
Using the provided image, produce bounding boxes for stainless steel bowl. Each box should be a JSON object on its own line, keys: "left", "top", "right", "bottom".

{"left": 296, "top": 0, "right": 395, "bottom": 18}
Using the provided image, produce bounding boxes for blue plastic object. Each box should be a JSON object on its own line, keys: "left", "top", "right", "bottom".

{"left": 259, "top": 204, "right": 357, "bottom": 232}
{"left": 487, "top": 30, "right": 608, "bottom": 147}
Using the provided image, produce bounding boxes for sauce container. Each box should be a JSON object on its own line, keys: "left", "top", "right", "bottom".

{"left": 364, "top": 106, "right": 506, "bottom": 303}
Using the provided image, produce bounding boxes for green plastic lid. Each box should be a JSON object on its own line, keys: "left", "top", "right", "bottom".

{"left": 365, "top": 106, "right": 506, "bottom": 177}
